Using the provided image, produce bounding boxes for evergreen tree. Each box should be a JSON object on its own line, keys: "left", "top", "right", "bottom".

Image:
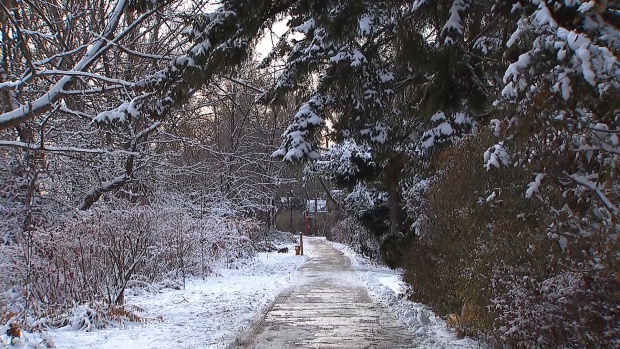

{"left": 151, "top": 0, "right": 515, "bottom": 248}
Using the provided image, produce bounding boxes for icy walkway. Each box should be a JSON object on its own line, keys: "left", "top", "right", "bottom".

{"left": 235, "top": 238, "right": 417, "bottom": 348}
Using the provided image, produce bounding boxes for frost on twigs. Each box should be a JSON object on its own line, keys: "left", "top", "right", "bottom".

{"left": 330, "top": 218, "right": 381, "bottom": 261}
{"left": 0, "top": 201, "right": 261, "bottom": 331}
{"left": 490, "top": 3, "right": 620, "bottom": 342}
{"left": 493, "top": 271, "right": 620, "bottom": 348}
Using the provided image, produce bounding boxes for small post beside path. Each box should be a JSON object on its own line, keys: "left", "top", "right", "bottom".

{"left": 299, "top": 232, "right": 303, "bottom": 256}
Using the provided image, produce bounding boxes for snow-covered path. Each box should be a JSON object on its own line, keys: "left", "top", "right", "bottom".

{"left": 327, "top": 239, "right": 482, "bottom": 349}
{"left": 235, "top": 238, "right": 415, "bottom": 348}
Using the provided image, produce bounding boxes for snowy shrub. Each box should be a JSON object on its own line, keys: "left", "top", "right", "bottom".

{"left": 330, "top": 218, "right": 380, "bottom": 261}
{"left": 32, "top": 303, "right": 151, "bottom": 332}
{"left": 4, "top": 205, "right": 156, "bottom": 316}
{"left": 400, "top": 131, "right": 516, "bottom": 328}
{"left": 400, "top": 128, "right": 620, "bottom": 346}
{"left": 63, "top": 305, "right": 106, "bottom": 332}
{"left": 402, "top": 175, "right": 435, "bottom": 237}
{"left": 401, "top": 131, "right": 519, "bottom": 319}
{"left": 0, "top": 200, "right": 260, "bottom": 330}
{"left": 493, "top": 271, "right": 620, "bottom": 348}
{"left": 142, "top": 211, "right": 256, "bottom": 283}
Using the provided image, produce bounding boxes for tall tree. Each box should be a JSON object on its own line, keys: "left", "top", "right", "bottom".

{"left": 0, "top": 0, "right": 205, "bottom": 236}
{"left": 155, "top": 0, "right": 514, "bottom": 243}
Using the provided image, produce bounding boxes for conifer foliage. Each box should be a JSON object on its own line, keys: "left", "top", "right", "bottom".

{"left": 168, "top": 0, "right": 512, "bottom": 244}
{"left": 170, "top": 0, "right": 620, "bottom": 345}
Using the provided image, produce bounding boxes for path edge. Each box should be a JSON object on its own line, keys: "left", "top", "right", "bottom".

{"left": 226, "top": 285, "right": 295, "bottom": 349}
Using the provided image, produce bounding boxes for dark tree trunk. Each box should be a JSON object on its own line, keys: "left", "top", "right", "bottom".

{"left": 388, "top": 182, "right": 403, "bottom": 235}
{"left": 115, "top": 289, "right": 124, "bottom": 305}
{"left": 386, "top": 158, "right": 404, "bottom": 236}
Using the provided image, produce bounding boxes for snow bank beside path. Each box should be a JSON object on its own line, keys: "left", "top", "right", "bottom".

{"left": 325, "top": 238, "right": 484, "bottom": 349}
{"left": 46, "top": 251, "right": 307, "bottom": 349}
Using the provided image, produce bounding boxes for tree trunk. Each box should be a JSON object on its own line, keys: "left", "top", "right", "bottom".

{"left": 114, "top": 289, "right": 124, "bottom": 305}
{"left": 388, "top": 181, "right": 403, "bottom": 235}
{"left": 386, "top": 159, "right": 404, "bottom": 236}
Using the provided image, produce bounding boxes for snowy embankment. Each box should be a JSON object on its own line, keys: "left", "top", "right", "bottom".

{"left": 43, "top": 248, "right": 306, "bottom": 349}
{"left": 326, "top": 239, "right": 484, "bottom": 349}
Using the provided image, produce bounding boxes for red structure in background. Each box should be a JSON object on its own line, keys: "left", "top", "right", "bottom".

{"left": 304, "top": 210, "right": 309, "bottom": 236}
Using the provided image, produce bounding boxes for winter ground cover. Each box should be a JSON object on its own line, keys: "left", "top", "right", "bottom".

{"left": 326, "top": 238, "right": 484, "bottom": 349}
{"left": 4, "top": 236, "right": 485, "bottom": 349}
{"left": 16, "top": 246, "right": 306, "bottom": 349}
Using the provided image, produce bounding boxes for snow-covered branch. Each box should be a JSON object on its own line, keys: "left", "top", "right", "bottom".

{"left": 0, "top": 0, "right": 168, "bottom": 131}
{"left": 79, "top": 175, "right": 132, "bottom": 211}
{"left": 570, "top": 173, "right": 617, "bottom": 214}
{"left": 0, "top": 0, "right": 128, "bottom": 130}
{"left": 0, "top": 140, "right": 140, "bottom": 156}
{"left": 37, "top": 70, "right": 133, "bottom": 86}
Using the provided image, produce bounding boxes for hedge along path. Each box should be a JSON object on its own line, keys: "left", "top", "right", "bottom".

{"left": 235, "top": 238, "right": 416, "bottom": 348}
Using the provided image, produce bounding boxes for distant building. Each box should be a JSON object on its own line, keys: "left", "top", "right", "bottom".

{"left": 306, "top": 199, "right": 327, "bottom": 214}
{"left": 275, "top": 196, "right": 339, "bottom": 236}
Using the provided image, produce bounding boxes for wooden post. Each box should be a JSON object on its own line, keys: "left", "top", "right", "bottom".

{"left": 300, "top": 232, "right": 304, "bottom": 256}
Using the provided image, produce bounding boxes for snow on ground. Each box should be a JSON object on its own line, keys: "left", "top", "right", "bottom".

{"left": 325, "top": 238, "right": 484, "bottom": 349}
{"left": 43, "top": 248, "right": 307, "bottom": 349}
{"left": 7, "top": 236, "right": 481, "bottom": 349}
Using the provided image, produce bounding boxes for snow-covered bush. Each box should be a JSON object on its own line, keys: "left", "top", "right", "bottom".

{"left": 400, "top": 127, "right": 620, "bottom": 346}
{"left": 330, "top": 218, "right": 380, "bottom": 261}
{"left": 498, "top": 0, "right": 619, "bottom": 229}
{"left": 142, "top": 210, "right": 256, "bottom": 283}
{"left": 0, "top": 200, "right": 260, "bottom": 331}
{"left": 402, "top": 174, "right": 435, "bottom": 237}
{"left": 402, "top": 131, "right": 514, "bottom": 323}
{"left": 0, "top": 205, "right": 154, "bottom": 329}
{"left": 478, "top": 2, "right": 620, "bottom": 345}
{"left": 493, "top": 270, "right": 620, "bottom": 348}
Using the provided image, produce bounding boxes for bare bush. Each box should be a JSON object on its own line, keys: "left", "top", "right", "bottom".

{"left": 141, "top": 210, "right": 256, "bottom": 284}
{"left": 493, "top": 270, "right": 620, "bottom": 348}
{"left": 7, "top": 206, "right": 154, "bottom": 318}
{"left": 0, "top": 202, "right": 259, "bottom": 330}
